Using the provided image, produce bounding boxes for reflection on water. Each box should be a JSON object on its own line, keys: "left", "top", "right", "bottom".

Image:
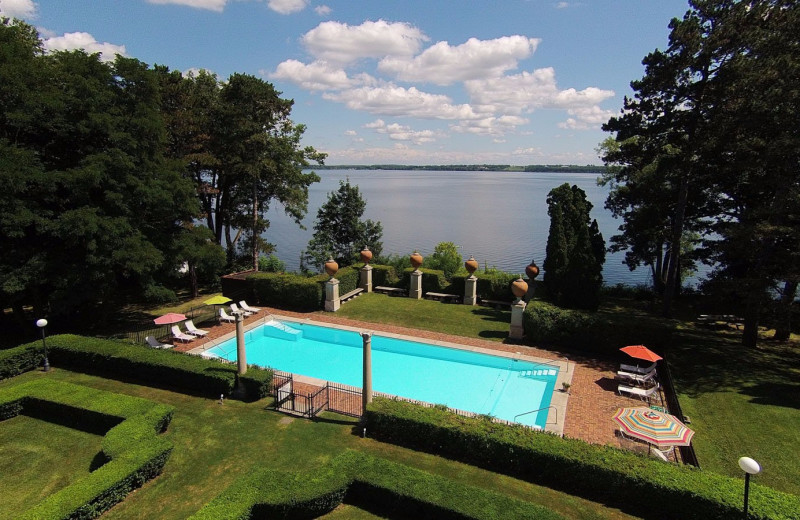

{"left": 264, "top": 169, "right": 651, "bottom": 287}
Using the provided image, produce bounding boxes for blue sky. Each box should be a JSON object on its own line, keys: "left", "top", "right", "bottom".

{"left": 3, "top": 0, "right": 690, "bottom": 165}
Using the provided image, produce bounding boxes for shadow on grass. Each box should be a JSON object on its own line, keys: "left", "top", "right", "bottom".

{"left": 741, "top": 382, "right": 800, "bottom": 410}
{"left": 478, "top": 330, "right": 508, "bottom": 340}
{"left": 470, "top": 307, "right": 511, "bottom": 324}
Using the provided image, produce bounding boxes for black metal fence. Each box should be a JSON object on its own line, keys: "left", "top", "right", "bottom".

{"left": 122, "top": 304, "right": 218, "bottom": 345}
{"left": 660, "top": 356, "right": 700, "bottom": 467}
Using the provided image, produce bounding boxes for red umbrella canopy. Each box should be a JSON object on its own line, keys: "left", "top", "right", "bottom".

{"left": 153, "top": 313, "right": 187, "bottom": 325}
{"left": 620, "top": 345, "right": 663, "bottom": 362}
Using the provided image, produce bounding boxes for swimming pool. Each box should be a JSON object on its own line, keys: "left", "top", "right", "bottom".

{"left": 204, "top": 320, "right": 559, "bottom": 428}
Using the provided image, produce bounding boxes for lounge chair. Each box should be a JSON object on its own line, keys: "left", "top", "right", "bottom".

{"left": 620, "top": 362, "right": 657, "bottom": 375}
{"left": 171, "top": 325, "right": 195, "bottom": 343}
{"left": 145, "top": 336, "right": 172, "bottom": 349}
{"left": 219, "top": 308, "right": 235, "bottom": 323}
{"left": 230, "top": 303, "right": 253, "bottom": 317}
{"left": 185, "top": 319, "right": 208, "bottom": 336}
{"left": 239, "top": 300, "right": 261, "bottom": 313}
{"left": 618, "top": 383, "right": 660, "bottom": 402}
{"left": 616, "top": 369, "right": 657, "bottom": 386}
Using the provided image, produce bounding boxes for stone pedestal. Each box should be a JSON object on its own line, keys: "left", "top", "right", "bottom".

{"left": 362, "top": 332, "right": 373, "bottom": 415}
{"left": 409, "top": 270, "right": 423, "bottom": 299}
{"left": 509, "top": 299, "right": 526, "bottom": 339}
{"left": 360, "top": 264, "right": 373, "bottom": 293}
{"left": 324, "top": 278, "right": 341, "bottom": 312}
{"left": 235, "top": 312, "right": 246, "bottom": 375}
{"left": 464, "top": 275, "right": 478, "bottom": 305}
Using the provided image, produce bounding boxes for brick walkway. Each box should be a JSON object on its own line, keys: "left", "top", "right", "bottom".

{"left": 167, "top": 306, "right": 663, "bottom": 450}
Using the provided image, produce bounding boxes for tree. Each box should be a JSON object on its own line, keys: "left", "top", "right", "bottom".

{"left": 0, "top": 21, "right": 199, "bottom": 325}
{"left": 158, "top": 71, "right": 324, "bottom": 269}
{"left": 427, "top": 242, "right": 462, "bottom": 279}
{"left": 174, "top": 225, "right": 226, "bottom": 298}
{"left": 303, "top": 180, "right": 383, "bottom": 270}
{"left": 542, "top": 183, "right": 605, "bottom": 310}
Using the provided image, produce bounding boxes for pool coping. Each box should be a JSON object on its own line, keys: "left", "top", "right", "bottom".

{"left": 189, "top": 314, "right": 573, "bottom": 436}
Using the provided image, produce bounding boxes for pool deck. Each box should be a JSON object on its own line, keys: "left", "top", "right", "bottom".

{"left": 173, "top": 306, "right": 660, "bottom": 450}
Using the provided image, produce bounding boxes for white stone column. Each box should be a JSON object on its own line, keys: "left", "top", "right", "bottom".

{"left": 325, "top": 278, "right": 341, "bottom": 312}
{"left": 464, "top": 275, "right": 478, "bottom": 305}
{"left": 509, "top": 300, "right": 526, "bottom": 339}
{"left": 235, "top": 311, "right": 246, "bottom": 375}
{"left": 360, "top": 264, "right": 373, "bottom": 293}
{"left": 362, "top": 332, "right": 372, "bottom": 415}
{"left": 409, "top": 270, "right": 423, "bottom": 299}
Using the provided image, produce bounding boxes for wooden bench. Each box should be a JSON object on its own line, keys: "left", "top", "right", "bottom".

{"left": 424, "top": 292, "right": 460, "bottom": 303}
{"left": 375, "top": 286, "right": 406, "bottom": 296}
{"left": 340, "top": 287, "right": 364, "bottom": 303}
{"left": 480, "top": 299, "right": 512, "bottom": 309}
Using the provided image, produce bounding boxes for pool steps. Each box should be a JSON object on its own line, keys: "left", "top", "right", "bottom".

{"left": 521, "top": 368, "right": 558, "bottom": 377}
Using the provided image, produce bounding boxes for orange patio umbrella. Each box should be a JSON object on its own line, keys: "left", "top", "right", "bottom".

{"left": 620, "top": 345, "right": 662, "bottom": 363}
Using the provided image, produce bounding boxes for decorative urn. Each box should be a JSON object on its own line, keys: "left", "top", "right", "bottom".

{"left": 360, "top": 246, "right": 373, "bottom": 264}
{"left": 410, "top": 251, "right": 423, "bottom": 271}
{"left": 511, "top": 277, "right": 528, "bottom": 300}
{"left": 324, "top": 257, "right": 339, "bottom": 278}
{"left": 525, "top": 259, "right": 540, "bottom": 280}
{"left": 464, "top": 256, "right": 479, "bottom": 275}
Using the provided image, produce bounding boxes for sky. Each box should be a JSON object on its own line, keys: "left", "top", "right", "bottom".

{"left": 2, "top": 0, "right": 692, "bottom": 166}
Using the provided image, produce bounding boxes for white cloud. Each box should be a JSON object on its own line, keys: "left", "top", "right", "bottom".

{"left": 314, "top": 4, "right": 331, "bottom": 16}
{"left": 512, "top": 147, "right": 544, "bottom": 156}
{"left": 465, "top": 67, "right": 614, "bottom": 115}
{"left": 302, "top": 20, "right": 428, "bottom": 65}
{"left": 344, "top": 129, "right": 357, "bottom": 136}
{"left": 557, "top": 105, "right": 614, "bottom": 130}
{"left": 268, "top": 0, "right": 307, "bottom": 15}
{"left": 270, "top": 59, "right": 356, "bottom": 91}
{"left": 0, "top": 0, "right": 36, "bottom": 18}
{"left": 555, "top": 2, "right": 570, "bottom": 9}
{"left": 147, "top": 0, "right": 227, "bottom": 12}
{"left": 43, "top": 32, "right": 126, "bottom": 62}
{"left": 451, "top": 115, "right": 529, "bottom": 136}
{"left": 364, "top": 119, "right": 438, "bottom": 145}
{"left": 325, "top": 85, "right": 479, "bottom": 120}
{"left": 379, "top": 36, "right": 540, "bottom": 86}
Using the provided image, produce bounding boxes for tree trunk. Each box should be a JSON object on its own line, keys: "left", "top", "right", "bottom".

{"left": 774, "top": 280, "right": 798, "bottom": 341}
{"left": 662, "top": 175, "right": 689, "bottom": 317}
{"left": 189, "top": 262, "right": 199, "bottom": 299}
{"left": 252, "top": 181, "right": 259, "bottom": 271}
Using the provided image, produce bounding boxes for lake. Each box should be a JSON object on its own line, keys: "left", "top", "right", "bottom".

{"left": 264, "top": 169, "right": 652, "bottom": 287}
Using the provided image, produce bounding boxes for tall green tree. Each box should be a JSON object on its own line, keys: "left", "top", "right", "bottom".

{"left": 303, "top": 180, "right": 383, "bottom": 270}
{"left": 542, "top": 183, "right": 605, "bottom": 310}
{"left": 0, "top": 20, "right": 198, "bottom": 325}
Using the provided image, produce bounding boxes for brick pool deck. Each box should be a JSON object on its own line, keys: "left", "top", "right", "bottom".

{"left": 169, "top": 306, "right": 662, "bottom": 450}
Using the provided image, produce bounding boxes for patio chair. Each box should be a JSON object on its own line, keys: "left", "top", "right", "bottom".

{"left": 230, "top": 303, "right": 253, "bottom": 317}
{"left": 184, "top": 319, "right": 209, "bottom": 336}
{"left": 616, "top": 369, "right": 657, "bottom": 386}
{"left": 171, "top": 325, "right": 195, "bottom": 343}
{"left": 219, "top": 308, "right": 236, "bottom": 323}
{"left": 145, "top": 336, "right": 173, "bottom": 349}
{"left": 618, "top": 383, "right": 660, "bottom": 402}
{"left": 239, "top": 300, "right": 261, "bottom": 313}
{"left": 620, "top": 362, "right": 657, "bottom": 375}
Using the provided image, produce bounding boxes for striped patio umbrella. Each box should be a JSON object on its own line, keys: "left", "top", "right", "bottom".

{"left": 613, "top": 407, "right": 694, "bottom": 447}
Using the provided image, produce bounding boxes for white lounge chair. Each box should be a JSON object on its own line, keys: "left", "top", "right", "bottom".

{"left": 239, "top": 300, "right": 261, "bottom": 313}
{"left": 171, "top": 325, "right": 195, "bottom": 343}
{"left": 145, "top": 336, "right": 172, "bottom": 349}
{"left": 618, "top": 383, "right": 660, "bottom": 402}
{"left": 184, "top": 319, "right": 208, "bottom": 336}
{"left": 616, "top": 369, "right": 657, "bottom": 386}
{"left": 219, "top": 308, "right": 235, "bottom": 323}
{"left": 620, "top": 362, "right": 657, "bottom": 375}
{"left": 230, "top": 303, "right": 253, "bottom": 317}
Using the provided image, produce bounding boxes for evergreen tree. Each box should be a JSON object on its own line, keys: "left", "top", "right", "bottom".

{"left": 543, "top": 184, "right": 605, "bottom": 310}
{"left": 303, "top": 180, "right": 383, "bottom": 270}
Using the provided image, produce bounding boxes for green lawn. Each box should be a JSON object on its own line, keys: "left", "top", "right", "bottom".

{"left": 0, "top": 369, "right": 638, "bottom": 520}
{"left": 0, "top": 415, "right": 103, "bottom": 519}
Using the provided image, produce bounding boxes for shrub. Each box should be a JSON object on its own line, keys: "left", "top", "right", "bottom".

{"left": 142, "top": 284, "right": 178, "bottom": 304}
{"left": 190, "top": 450, "right": 563, "bottom": 520}
{"left": 399, "top": 268, "right": 447, "bottom": 293}
{"left": 370, "top": 264, "right": 400, "bottom": 287}
{"left": 450, "top": 270, "right": 519, "bottom": 300}
{"left": 523, "top": 301, "right": 597, "bottom": 345}
{"left": 364, "top": 398, "right": 800, "bottom": 520}
{"left": 1, "top": 379, "right": 174, "bottom": 520}
{"left": 426, "top": 242, "right": 462, "bottom": 279}
{"left": 35, "top": 335, "right": 272, "bottom": 400}
{"left": 248, "top": 272, "right": 323, "bottom": 311}
{"left": 0, "top": 343, "right": 42, "bottom": 380}
{"left": 257, "top": 254, "right": 286, "bottom": 273}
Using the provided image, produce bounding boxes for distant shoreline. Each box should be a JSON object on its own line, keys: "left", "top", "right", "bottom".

{"left": 313, "top": 164, "right": 608, "bottom": 174}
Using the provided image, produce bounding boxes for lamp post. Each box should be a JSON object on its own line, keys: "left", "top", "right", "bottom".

{"left": 36, "top": 318, "right": 50, "bottom": 372}
{"left": 739, "top": 456, "right": 761, "bottom": 519}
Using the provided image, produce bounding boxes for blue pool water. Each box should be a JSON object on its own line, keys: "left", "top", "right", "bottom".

{"left": 205, "top": 320, "right": 558, "bottom": 428}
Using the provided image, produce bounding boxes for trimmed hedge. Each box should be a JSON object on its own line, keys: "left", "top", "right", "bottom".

{"left": 248, "top": 272, "right": 323, "bottom": 311}
{"left": 523, "top": 301, "right": 598, "bottom": 345}
{"left": 364, "top": 398, "right": 800, "bottom": 520}
{"left": 190, "top": 449, "right": 563, "bottom": 520}
{"left": 399, "top": 267, "right": 448, "bottom": 293}
{"left": 0, "top": 379, "right": 174, "bottom": 520}
{"left": 450, "top": 271, "right": 519, "bottom": 300}
{"left": 7, "top": 335, "right": 273, "bottom": 400}
{"left": 0, "top": 342, "right": 43, "bottom": 379}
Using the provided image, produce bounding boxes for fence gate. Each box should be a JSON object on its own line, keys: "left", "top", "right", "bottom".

{"left": 326, "top": 382, "right": 362, "bottom": 417}
{"left": 272, "top": 375, "right": 363, "bottom": 419}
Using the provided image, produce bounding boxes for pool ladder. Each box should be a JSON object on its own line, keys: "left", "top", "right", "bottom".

{"left": 514, "top": 405, "right": 557, "bottom": 425}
